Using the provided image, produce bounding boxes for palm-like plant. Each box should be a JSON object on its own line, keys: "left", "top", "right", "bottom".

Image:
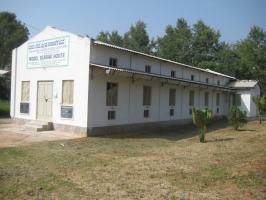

{"left": 192, "top": 108, "right": 212, "bottom": 143}
{"left": 227, "top": 106, "right": 247, "bottom": 130}
{"left": 252, "top": 96, "right": 266, "bottom": 124}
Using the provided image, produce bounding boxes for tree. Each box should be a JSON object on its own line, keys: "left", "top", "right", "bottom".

{"left": 96, "top": 31, "right": 109, "bottom": 43}
{"left": 235, "top": 26, "right": 266, "bottom": 94}
{"left": 123, "top": 21, "right": 152, "bottom": 53}
{"left": 213, "top": 42, "right": 239, "bottom": 76}
{"left": 96, "top": 31, "right": 124, "bottom": 46}
{"left": 0, "top": 12, "right": 29, "bottom": 69}
{"left": 192, "top": 108, "right": 213, "bottom": 143}
{"left": 157, "top": 18, "right": 193, "bottom": 64}
{"left": 191, "top": 20, "right": 221, "bottom": 69}
{"left": 109, "top": 31, "right": 123, "bottom": 46}
{"left": 227, "top": 106, "right": 247, "bottom": 130}
{"left": 252, "top": 95, "right": 266, "bottom": 124}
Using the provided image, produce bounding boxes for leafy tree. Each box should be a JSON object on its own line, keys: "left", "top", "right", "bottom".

{"left": 252, "top": 95, "right": 266, "bottom": 124}
{"left": 96, "top": 31, "right": 110, "bottom": 43}
{"left": 192, "top": 108, "right": 213, "bottom": 143}
{"left": 214, "top": 42, "right": 239, "bottom": 76}
{"left": 0, "top": 12, "right": 29, "bottom": 69}
{"left": 227, "top": 106, "right": 247, "bottom": 130}
{"left": 108, "top": 31, "right": 124, "bottom": 46}
{"left": 96, "top": 31, "right": 124, "bottom": 46}
{"left": 157, "top": 18, "right": 193, "bottom": 64}
{"left": 123, "top": 21, "right": 152, "bottom": 53}
{"left": 235, "top": 26, "right": 266, "bottom": 94}
{"left": 191, "top": 20, "right": 221, "bottom": 69}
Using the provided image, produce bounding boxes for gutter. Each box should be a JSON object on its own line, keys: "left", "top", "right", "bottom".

{"left": 90, "top": 63, "right": 235, "bottom": 92}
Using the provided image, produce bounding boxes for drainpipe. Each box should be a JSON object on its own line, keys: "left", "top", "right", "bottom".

{"left": 12, "top": 48, "right": 18, "bottom": 118}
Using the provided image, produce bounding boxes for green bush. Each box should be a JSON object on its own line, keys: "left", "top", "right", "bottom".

{"left": 192, "top": 108, "right": 213, "bottom": 143}
{"left": 227, "top": 106, "right": 247, "bottom": 130}
{"left": 252, "top": 96, "right": 266, "bottom": 124}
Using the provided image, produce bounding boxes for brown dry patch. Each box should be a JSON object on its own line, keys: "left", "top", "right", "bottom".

{"left": 0, "top": 120, "right": 265, "bottom": 199}
{"left": 0, "top": 132, "right": 28, "bottom": 148}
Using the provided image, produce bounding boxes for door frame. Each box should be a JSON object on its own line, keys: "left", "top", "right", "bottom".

{"left": 36, "top": 80, "right": 54, "bottom": 121}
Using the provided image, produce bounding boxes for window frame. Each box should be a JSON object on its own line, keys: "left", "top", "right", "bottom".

{"left": 145, "top": 65, "right": 151, "bottom": 73}
{"left": 169, "top": 88, "right": 176, "bottom": 106}
{"left": 189, "top": 90, "right": 195, "bottom": 106}
{"left": 144, "top": 109, "right": 150, "bottom": 118}
{"left": 171, "top": 70, "right": 176, "bottom": 78}
{"left": 106, "top": 82, "right": 118, "bottom": 106}
{"left": 170, "top": 108, "right": 174, "bottom": 116}
{"left": 143, "top": 85, "right": 152, "bottom": 106}
{"left": 216, "top": 93, "right": 220, "bottom": 106}
{"left": 204, "top": 92, "right": 209, "bottom": 107}
{"left": 108, "top": 110, "right": 116, "bottom": 120}
{"left": 62, "top": 80, "right": 74, "bottom": 106}
{"left": 21, "top": 81, "right": 30, "bottom": 102}
{"left": 109, "top": 57, "right": 117, "bottom": 67}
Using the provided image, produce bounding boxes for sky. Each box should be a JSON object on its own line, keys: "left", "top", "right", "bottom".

{"left": 1, "top": 0, "right": 266, "bottom": 43}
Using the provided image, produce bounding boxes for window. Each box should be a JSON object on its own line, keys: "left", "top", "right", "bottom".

{"left": 143, "top": 86, "right": 152, "bottom": 106}
{"left": 108, "top": 110, "right": 116, "bottom": 120}
{"left": 145, "top": 65, "right": 151, "bottom": 73}
{"left": 216, "top": 93, "right": 220, "bottom": 106}
{"left": 191, "top": 75, "right": 194, "bottom": 81}
{"left": 206, "top": 78, "right": 209, "bottom": 83}
{"left": 144, "top": 109, "right": 150, "bottom": 118}
{"left": 109, "top": 57, "right": 117, "bottom": 67}
{"left": 189, "top": 90, "right": 194, "bottom": 106}
{"left": 169, "top": 88, "right": 176, "bottom": 106}
{"left": 189, "top": 108, "right": 193, "bottom": 115}
{"left": 217, "top": 80, "right": 220, "bottom": 85}
{"left": 170, "top": 109, "right": 174, "bottom": 116}
{"left": 106, "top": 82, "right": 118, "bottom": 106}
{"left": 236, "top": 94, "right": 241, "bottom": 106}
{"left": 21, "top": 81, "right": 30, "bottom": 102}
{"left": 204, "top": 92, "right": 209, "bottom": 107}
{"left": 171, "top": 70, "right": 176, "bottom": 77}
{"left": 62, "top": 80, "right": 74, "bottom": 105}
{"left": 216, "top": 108, "right": 220, "bottom": 113}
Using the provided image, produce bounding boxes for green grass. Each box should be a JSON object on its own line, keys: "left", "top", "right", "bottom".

{"left": 0, "top": 100, "right": 9, "bottom": 117}
{"left": 0, "top": 121, "right": 265, "bottom": 199}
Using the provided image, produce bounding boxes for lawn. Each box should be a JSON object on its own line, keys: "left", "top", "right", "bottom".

{"left": 0, "top": 100, "right": 9, "bottom": 117}
{"left": 0, "top": 121, "right": 265, "bottom": 199}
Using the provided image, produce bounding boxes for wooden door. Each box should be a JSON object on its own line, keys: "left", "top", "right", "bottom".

{"left": 37, "top": 81, "right": 53, "bottom": 121}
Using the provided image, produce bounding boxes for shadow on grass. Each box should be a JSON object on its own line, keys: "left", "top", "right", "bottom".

{"left": 236, "top": 129, "right": 256, "bottom": 132}
{"left": 95, "top": 119, "right": 229, "bottom": 142}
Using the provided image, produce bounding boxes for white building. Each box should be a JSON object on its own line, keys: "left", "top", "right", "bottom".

{"left": 10, "top": 26, "right": 260, "bottom": 135}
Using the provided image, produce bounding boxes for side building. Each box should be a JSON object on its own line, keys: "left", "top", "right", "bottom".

{"left": 10, "top": 26, "right": 260, "bottom": 135}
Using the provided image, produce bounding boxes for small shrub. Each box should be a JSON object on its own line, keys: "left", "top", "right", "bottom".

{"left": 227, "top": 106, "right": 247, "bottom": 130}
{"left": 192, "top": 108, "right": 212, "bottom": 143}
{"left": 252, "top": 95, "right": 266, "bottom": 124}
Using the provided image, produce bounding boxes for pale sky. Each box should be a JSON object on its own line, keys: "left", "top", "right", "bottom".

{"left": 1, "top": 0, "right": 265, "bottom": 42}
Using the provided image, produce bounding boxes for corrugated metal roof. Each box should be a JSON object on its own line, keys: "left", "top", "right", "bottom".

{"left": 228, "top": 80, "right": 258, "bottom": 88}
{"left": 90, "top": 63, "right": 234, "bottom": 91}
{"left": 93, "top": 40, "right": 237, "bottom": 80}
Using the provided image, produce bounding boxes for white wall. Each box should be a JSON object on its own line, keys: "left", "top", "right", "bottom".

{"left": 90, "top": 45, "right": 232, "bottom": 86}
{"left": 236, "top": 84, "right": 260, "bottom": 117}
{"left": 11, "top": 26, "right": 91, "bottom": 128}
{"left": 87, "top": 69, "right": 230, "bottom": 128}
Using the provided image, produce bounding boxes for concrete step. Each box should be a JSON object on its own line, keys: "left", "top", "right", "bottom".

{"left": 25, "top": 120, "right": 53, "bottom": 132}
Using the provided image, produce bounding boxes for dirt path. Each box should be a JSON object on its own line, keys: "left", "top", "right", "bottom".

{"left": 0, "top": 118, "right": 85, "bottom": 148}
